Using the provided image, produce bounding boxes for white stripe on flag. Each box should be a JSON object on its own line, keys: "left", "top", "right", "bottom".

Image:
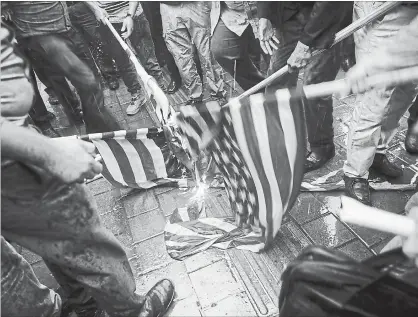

{"left": 93, "top": 140, "right": 128, "bottom": 187}
{"left": 275, "top": 89, "right": 297, "bottom": 210}
{"left": 141, "top": 139, "right": 168, "bottom": 178}
{"left": 250, "top": 94, "right": 284, "bottom": 236}
{"left": 165, "top": 223, "right": 222, "bottom": 238}
{"left": 229, "top": 98, "right": 268, "bottom": 238}
{"left": 114, "top": 139, "right": 147, "bottom": 184}
{"left": 199, "top": 218, "right": 237, "bottom": 232}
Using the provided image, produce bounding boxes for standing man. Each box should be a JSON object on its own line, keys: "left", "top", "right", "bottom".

{"left": 160, "top": 1, "right": 227, "bottom": 105}
{"left": 1, "top": 22, "right": 175, "bottom": 317}
{"left": 211, "top": 1, "right": 265, "bottom": 91}
{"left": 257, "top": 1, "right": 352, "bottom": 172}
{"left": 7, "top": 1, "right": 121, "bottom": 134}
{"left": 342, "top": 2, "right": 418, "bottom": 205}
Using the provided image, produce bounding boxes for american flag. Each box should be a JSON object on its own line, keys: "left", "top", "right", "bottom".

{"left": 89, "top": 127, "right": 190, "bottom": 189}
{"left": 167, "top": 88, "right": 306, "bottom": 258}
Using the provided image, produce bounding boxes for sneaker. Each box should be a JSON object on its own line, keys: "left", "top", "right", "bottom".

{"left": 126, "top": 92, "right": 147, "bottom": 116}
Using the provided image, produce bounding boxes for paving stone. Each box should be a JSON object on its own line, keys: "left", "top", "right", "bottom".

{"left": 390, "top": 144, "right": 418, "bottom": 165}
{"left": 129, "top": 208, "right": 166, "bottom": 243}
{"left": 347, "top": 223, "right": 393, "bottom": 247}
{"left": 289, "top": 192, "right": 328, "bottom": 224}
{"left": 156, "top": 188, "right": 197, "bottom": 217}
{"left": 184, "top": 249, "right": 226, "bottom": 273}
{"left": 202, "top": 292, "right": 256, "bottom": 317}
{"left": 134, "top": 234, "right": 173, "bottom": 272}
{"left": 312, "top": 192, "right": 344, "bottom": 215}
{"left": 95, "top": 188, "right": 123, "bottom": 214}
{"left": 31, "top": 261, "right": 59, "bottom": 290}
{"left": 337, "top": 240, "right": 373, "bottom": 261}
{"left": 122, "top": 189, "right": 159, "bottom": 218}
{"left": 302, "top": 214, "right": 355, "bottom": 248}
{"left": 87, "top": 177, "right": 113, "bottom": 196}
{"left": 100, "top": 207, "right": 129, "bottom": 237}
{"left": 370, "top": 191, "right": 412, "bottom": 214}
{"left": 135, "top": 261, "right": 195, "bottom": 301}
{"left": 371, "top": 236, "right": 397, "bottom": 254}
{"left": 167, "top": 295, "right": 202, "bottom": 317}
{"left": 189, "top": 260, "right": 243, "bottom": 308}
{"left": 115, "top": 232, "right": 137, "bottom": 261}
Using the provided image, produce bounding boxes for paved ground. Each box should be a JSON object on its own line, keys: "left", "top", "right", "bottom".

{"left": 18, "top": 65, "right": 416, "bottom": 316}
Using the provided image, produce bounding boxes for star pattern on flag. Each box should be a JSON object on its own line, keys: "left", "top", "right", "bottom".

{"left": 209, "top": 111, "right": 258, "bottom": 227}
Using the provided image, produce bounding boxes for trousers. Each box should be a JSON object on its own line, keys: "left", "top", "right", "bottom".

{"left": 1, "top": 161, "right": 144, "bottom": 317}
{"left": 343, "top": 2, "right": 418, "bottom": 178}
{"left": 265, "top": 6, "right": 341, "bottom": 149}
{"left": 160, "top": 2, "right": 225, "bottom": 99}
{"left": 18, "top": 28, "right": 121, "bottom": 134}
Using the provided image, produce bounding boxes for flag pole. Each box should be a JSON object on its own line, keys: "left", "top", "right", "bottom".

{"left": 233, "top": 1, "right": 401, "bottom": 101}
{"left": 103, "top": 18, "right": 172, "bottom": 123}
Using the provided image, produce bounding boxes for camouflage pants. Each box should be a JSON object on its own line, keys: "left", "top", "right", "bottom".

{"left": 1, "top": 162, "right": 144, "bottom": 317}
{"left": 160, "top": 2, "right": 225, "bottom": 99}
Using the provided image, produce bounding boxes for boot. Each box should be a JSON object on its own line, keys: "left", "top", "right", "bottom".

{"left": 370, "top": 153, "right": 403, "bottom": 178}
{"left": 304, "top": 144, "right": 335, "bottom": 173}
{"left": 138, "top": 279, "right": 175, "bottom": 317}
{"left": 344, "top": 176, "right": 371, "bottom": 205}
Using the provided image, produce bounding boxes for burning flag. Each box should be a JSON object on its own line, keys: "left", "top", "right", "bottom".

{"left": 166, "top": 88, "right": 306, "bottom": 260}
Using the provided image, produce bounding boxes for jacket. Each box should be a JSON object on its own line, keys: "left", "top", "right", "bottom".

{"left": 257, "top": 1, "right": 353, "bottom": 49}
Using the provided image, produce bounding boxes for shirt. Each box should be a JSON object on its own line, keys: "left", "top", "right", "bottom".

{"left": 8, "top": 1, "right": 71, "bottom": 39}
{"left": 220, "top": 1, "right": 258, "bottom": 37}
{"left": 97, "top": 1, "right": 143, "bottom": 24}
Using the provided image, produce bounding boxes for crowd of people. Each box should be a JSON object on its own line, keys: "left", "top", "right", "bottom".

{"left": 1, "top": 1, "right": 418, "bottom": 317}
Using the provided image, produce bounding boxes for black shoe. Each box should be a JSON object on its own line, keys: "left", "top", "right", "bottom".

{"left": 186, "top": 97, "right": 203, "bottom": 107}
{"left": 341, "top": 55, "right": 356, "bottom": 72}
{"left": 405, "top": 120, "right": 418, "bottom": 154}
{"left": 60, "top": 297, "right": 106, "bottom": 317}
{"left": 72, "top": 108, "right": 84, "bottom": 124}
{"left": 371, "top": 153, "right": 403, "bottom": 178}
{"left": 107, "top": 76, "right": 119, "bottom": 90}
{"left": 344, "top": 176, "right": 371, "bottom": 205}
{"left": 167, "top": 79, "right": 181, "bottom": 94}
{"left": 304, "top": 145, "right": 335, "bottom": 173}
{"left": 48, "top": 94, "right": 60, "bottom": 105}
{"left": 138, "top": 279, "right": 175, "bottom": 317}
{"left": 33, "top": 111, "right": 56, "bottom": 124}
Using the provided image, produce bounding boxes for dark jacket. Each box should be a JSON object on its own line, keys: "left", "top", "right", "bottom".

{"left": 257, "top": 1, "right": 353, "bottom": 49}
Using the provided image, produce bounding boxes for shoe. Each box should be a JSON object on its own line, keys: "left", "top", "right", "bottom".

{"left": 60, "top": 297, "right": 106, "bottom": 317}
{"left": 107, "top": 76, "right": 119, "bottom": 90}
{"left": 405, "top": 119, "right": 418, "bottom": 154}
{"left": 186, "top": 97, "right": 203, "bottom": 107}
{"left": 72, "top": 108, "right": 84, "bottom": 124}
{"left": 33, "top": 111, "right": 56, "bottom": 123}
{"left": 344, "top": 175, "right": 371, "bottom": 205}
{"left": 167, "top": 79, "right": 181, "bottom": 94}
{"left": 304, "top": 145, "right": 335, "bottom": 173}
{"left": 138, "top": 279, "right": 175, "bottom": 317}
{"left": 48, "top": 94, "right": 60, "bottom": 105}
{"left": 341, "top": 55, "right": 356, "bottom": 72}
{"left": 370, "top": 153, "right": 403, "bottom": 178}
{"left": 126, "top": 91, "right": 147, "bottom": 116}
{"left": 155, "top": 75, "right": 167, "bottom": 92}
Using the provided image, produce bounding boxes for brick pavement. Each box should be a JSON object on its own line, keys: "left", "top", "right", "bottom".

{"left": 17, "top": 66, "right": 415, "bottom": 316}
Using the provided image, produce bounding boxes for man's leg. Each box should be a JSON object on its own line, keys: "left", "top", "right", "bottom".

{"left": 1, "top": 163, "right": 144, "bottom": 317}
{"left": 185, "top": 2, "right": 226, "bottom": 98}
{"left": 1, "top": 236, "right": 62, "bottom": 317}
{"left": 212, "top": 20, "right": 264, "bottom": 91}
{"left": 129, "top": 12, "right": 167, "bottom": 90}
{"left": 303, "top": 45, "right": 341, "bottom": 172}
{"left": 161, "top": 4, "right": 202, "bottom": 101}
{"left": 343, "top": 2, "right": 418, "bottom": 204}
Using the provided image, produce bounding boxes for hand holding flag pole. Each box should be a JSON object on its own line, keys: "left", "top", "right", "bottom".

{"left": 103, "top": 18, "right": 172, "bottom": 124}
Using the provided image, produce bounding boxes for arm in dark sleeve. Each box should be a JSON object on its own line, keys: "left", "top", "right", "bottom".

{"left": 257, "top": 1, "right": 274, "bottom": 22}
{"left": 299, "top": 2, "right": 351, "bottom": 48}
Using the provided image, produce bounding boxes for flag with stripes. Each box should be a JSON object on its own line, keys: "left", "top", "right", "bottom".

{"left": 91, "top": 127, "right": 191, "bottom": 189}
{"left": 169, "top": 88, "right": 306, "bottom": 257}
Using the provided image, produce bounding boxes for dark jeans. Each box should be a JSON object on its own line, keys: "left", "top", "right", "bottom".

{"left": 19, "top": 28, "right": 121, "bottom": 134}
{"left": 212, "top": 20, "right": 265, "bottom": 91}
{"left": 142, "top": 1, "right": 181, "bottom": 83}
{"left": 266, "top": 7, "right": 341, "bottom": 149}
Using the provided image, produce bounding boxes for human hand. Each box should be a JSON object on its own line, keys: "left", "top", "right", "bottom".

{"left": 46, "top": 139, "right": 103, "bottom": 184}
{"left": 403, "top": 206, "right": 418, "bottom": 267}
{"left": 1, "top": 7, "right": 12, "bottom": 21}
{"left": 121, "top": 16, "right": 134, "bottom": 39}
{"left": 93, "top": 7, "right": 109, "bottom": 24}
{"left": 287, "top": 41, "right": 311, "bottom": 71}
{"left": 258, "top": 18, "right": 280, "bottom": 55}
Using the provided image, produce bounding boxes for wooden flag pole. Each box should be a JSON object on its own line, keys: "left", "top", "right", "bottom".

{"left": 338, "top": 196, "right": 415, "bottom": 237}
{"left": 103, "top": 18, "right": 172, "bottom": 123}
{"left": 234, "top": 1, "right": 401, "bottom": 101}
